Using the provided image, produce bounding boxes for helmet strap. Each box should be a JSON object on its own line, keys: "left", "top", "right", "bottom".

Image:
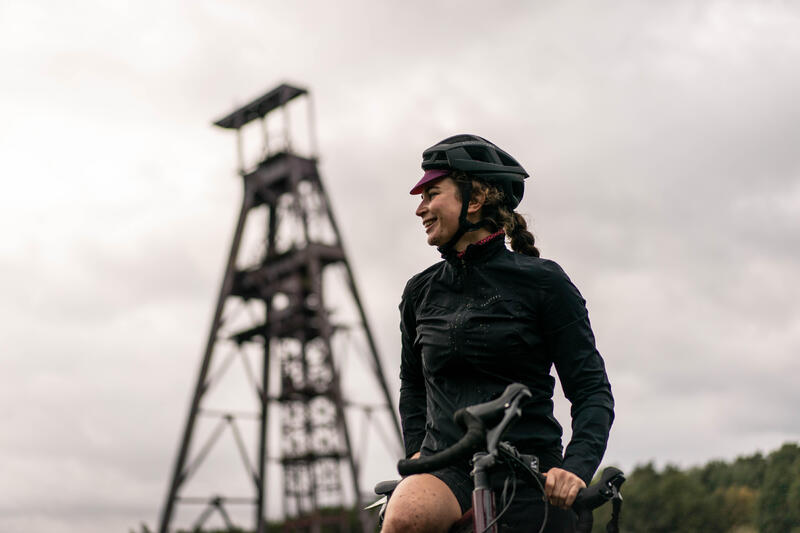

{"left": 437, "top": 180, "right": 489, "bottom": 255}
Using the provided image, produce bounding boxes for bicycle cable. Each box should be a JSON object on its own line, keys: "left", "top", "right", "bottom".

{"left": 480, "top": 466, "right": 516, "bottom": 533}
{"left": 498, "top": 446, "right": 549, "bottom": 533}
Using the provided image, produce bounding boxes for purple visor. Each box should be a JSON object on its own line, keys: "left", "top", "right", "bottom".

{"left": 410, "top": 169, "right": 450, "bottom": 195}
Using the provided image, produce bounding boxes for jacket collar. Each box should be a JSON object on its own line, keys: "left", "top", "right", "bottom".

{"left": 440, "top": 230, "right": 506, "bottom": 263}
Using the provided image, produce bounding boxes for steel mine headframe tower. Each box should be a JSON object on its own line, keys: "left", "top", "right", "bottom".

{"left": 158, "top": 84, "right": 402, "bottom": 533}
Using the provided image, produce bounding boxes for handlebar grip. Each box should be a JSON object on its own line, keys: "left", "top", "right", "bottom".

{"left": 573, "top": 505, "right": 593, "bottom": 533}
{"left": 573, "top": 466, "right": 623, "bottom": 510}
{"left": 572, "top": 486, "right": 597, "bottom": 533}
{"left": 397, "top": 410, "right": 485, "bottom": 476}
{"left": 571, "top": 467, "right": 625, "bottom": 533}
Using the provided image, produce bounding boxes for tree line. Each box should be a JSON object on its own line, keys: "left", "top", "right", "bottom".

{"left": 592, "top": 442, "right": 800, "bottom": 533}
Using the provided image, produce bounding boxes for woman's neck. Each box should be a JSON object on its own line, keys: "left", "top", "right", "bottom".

{"left": 454, "top": 228, "right": 493, "bottom": 252}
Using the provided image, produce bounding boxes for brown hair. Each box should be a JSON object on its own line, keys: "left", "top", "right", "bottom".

{"left": 451, "top": 171, "right": 540, "bottom": 257}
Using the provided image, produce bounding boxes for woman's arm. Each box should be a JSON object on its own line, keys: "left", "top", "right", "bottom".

{"left": 399, "top": 288, "right": 427, "bottom": 459}
{"left": 550, "top": 315, "right": 615, "bottom": 483}
{"left": 540, "top": 261, "right": 615, "bottom": 484}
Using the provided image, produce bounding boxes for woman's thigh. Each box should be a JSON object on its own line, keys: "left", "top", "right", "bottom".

{"left": 382, "top": 473, "right": 462, "bottom": 533}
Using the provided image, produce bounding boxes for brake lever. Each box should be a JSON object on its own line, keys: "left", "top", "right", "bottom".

{"left": 483, "top": 388, "right": 531, "bottom": 454}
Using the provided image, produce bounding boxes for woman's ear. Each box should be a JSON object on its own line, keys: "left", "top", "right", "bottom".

{"left": 467, "top": 186, "right": 486, "bottom": 215}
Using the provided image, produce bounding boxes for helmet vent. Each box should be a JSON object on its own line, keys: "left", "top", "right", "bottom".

{"left": 464, "top": 146, "right": 492, "bottom": 162}
{"left": 498, "top": 153, "right": 516, "bottom": 166}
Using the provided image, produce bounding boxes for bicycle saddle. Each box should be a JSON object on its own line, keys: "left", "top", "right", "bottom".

{"left": 374, "top": 479, "right": 399, "bottom": 496}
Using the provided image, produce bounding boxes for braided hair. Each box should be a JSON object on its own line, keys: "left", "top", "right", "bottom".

{"left": 451, "top": 171, "right": 540, "bottom": 257}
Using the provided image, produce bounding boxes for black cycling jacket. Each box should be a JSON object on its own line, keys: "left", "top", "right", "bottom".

{"left": 399, "top": 233, "right": 614, "bottom": 484}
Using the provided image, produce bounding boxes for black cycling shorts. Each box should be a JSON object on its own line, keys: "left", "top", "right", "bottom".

{"left": 429, "top": 464, "right": 577, "bottom": 533}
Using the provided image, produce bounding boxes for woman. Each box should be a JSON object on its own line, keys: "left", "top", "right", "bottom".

{"left": 382, "top": 135, "right": 614, "bottom": 532}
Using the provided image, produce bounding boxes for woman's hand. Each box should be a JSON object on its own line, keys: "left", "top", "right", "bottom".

{"left": 543, "top": 467, "right": 586, "bottom": 509}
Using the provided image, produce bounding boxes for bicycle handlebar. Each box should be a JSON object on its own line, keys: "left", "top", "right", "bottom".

{"left": 572, "top": 466, "right": 623, "bottom": 510}
{"left": 571, "top": 466, "right": 624, "bottom": 532}
{"left": 397, "top": 409, "right": 485, "bottom": 476}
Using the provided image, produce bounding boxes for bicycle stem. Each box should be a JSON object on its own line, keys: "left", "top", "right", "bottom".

{"left": 471, "top": 452, "right": 498, "bottom": 533}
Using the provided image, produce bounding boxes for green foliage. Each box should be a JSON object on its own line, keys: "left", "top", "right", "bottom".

{"left": 709, "top": 485, "right": 757, "bottom": 532}
{"left": 618, "top": 463, "right": 710, "bottom": 533}
{"left": 755, "top": 443, "right": 800, "bottom": 533}
{"left": 590, "top": 442, "right": 797, "bottom": 533}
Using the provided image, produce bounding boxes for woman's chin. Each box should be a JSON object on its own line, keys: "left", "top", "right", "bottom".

{"left": 426, "top": 233, "right": 449, "bottom": 247}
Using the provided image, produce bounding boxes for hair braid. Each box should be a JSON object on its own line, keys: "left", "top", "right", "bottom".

{"left": 452, "top": 172, "right": 540, "bottom": 257}
{"left": 503, "top": 209, "right": 539, "bottom": 257}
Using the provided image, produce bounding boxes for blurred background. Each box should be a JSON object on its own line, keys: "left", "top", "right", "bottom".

{"left": 1, "top": 1, "right": 798, "bottom": 531}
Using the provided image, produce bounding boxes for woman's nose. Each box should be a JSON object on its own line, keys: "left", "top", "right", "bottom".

{"left": 415, "top": 199, "right": 427, "bottom": 217}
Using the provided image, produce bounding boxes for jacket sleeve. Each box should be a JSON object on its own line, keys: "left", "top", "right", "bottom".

{"left": 540, "top": 262, "right": 615, "bottom": 484}
{"left": 398, "top": 281, "right": 427, "bottom": 459}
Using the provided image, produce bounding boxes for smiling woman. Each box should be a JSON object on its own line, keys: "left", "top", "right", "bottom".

{"left": 415, "top": 177, "right": 464, "bottom": 248}
{"left": 382, "top": 135, "right": 615, "bottom": 533}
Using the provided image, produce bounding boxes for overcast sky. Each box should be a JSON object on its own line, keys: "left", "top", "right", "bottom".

{"left": 2, "top": 1, "right": 799, "bottom": 532}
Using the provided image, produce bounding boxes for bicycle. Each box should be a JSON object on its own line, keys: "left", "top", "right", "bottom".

{"left": 368, "top": 383, "right": 624, "bottom": 533}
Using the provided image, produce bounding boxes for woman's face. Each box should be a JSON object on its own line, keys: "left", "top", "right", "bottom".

{"left": 415, "top": 177, "right": 462, "bottom": 247}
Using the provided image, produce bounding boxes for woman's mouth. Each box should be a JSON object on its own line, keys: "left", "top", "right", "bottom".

{"left": 423, "top": 217, "right": 437, "bottom": 232}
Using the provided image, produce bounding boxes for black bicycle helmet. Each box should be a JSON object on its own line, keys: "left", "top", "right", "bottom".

{"left": 417, "top": 134, "right": 529, "bottom": 209}
{"left": 411, "top": 134, "right": 530, "bottom": 255}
